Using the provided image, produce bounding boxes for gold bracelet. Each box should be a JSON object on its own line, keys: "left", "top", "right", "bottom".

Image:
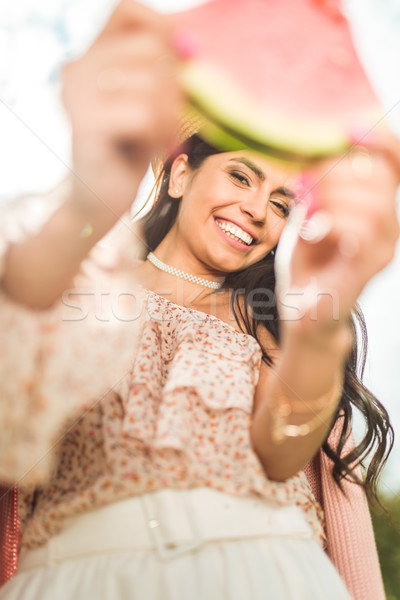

{"left": 271, "top": 381, "right": 343, "bottom": 445}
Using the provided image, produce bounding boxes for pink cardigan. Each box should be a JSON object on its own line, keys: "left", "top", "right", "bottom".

{"left": 304, "top": 432, "right": 386, "bottom": 600}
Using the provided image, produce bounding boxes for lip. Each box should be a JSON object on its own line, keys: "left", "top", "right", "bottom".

{"left": 213, "top": 217, "right": 256, "bottom": 252}
{"left": 213, "top": 216, "right": 259, "bottom": 243}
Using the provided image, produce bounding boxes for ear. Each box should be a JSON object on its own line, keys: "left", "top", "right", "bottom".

{"left": 168, "top": 154, "right": 189, "bottom": 198}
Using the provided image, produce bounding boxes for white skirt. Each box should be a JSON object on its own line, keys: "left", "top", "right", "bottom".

{"left": 0, "top": 488, "right": 351, "bottom": 600}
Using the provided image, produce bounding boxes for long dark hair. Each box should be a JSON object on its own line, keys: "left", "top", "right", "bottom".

{"left": 142, "top": 134, "right": 393, "bottom": 504}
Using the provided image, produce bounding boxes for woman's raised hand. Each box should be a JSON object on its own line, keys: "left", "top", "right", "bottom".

{"left": 2, "top": 2, "right": 182, "bottom": 309}
{"left": 277, "top": 136, "right": 400, "bottom": 340}
{"left": 254, "top": 140, "right": 399, "bottom": 478}
{"left": 62, "top": 0, "right": 182, "bottom": 219}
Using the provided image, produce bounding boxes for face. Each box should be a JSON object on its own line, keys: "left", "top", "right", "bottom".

{"left": 167, "top": 149, "right": 297, "bottom": 274}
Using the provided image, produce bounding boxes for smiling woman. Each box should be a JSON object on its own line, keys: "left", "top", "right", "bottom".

{"left": 0, "top": 1, "right": 399, "bottom": 600}
{"left": 141, "top": 135, "right": 294, "bottom": 290}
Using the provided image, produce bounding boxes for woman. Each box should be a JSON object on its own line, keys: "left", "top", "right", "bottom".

{"left": 0, "top": 1, "right": 399, "bottom": 598}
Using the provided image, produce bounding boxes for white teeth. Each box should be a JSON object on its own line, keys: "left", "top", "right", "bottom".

{"left": 216, "top": 219, "right": 254, "bottom": 245}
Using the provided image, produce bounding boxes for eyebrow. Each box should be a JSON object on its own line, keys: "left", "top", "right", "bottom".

{"left": 273, "top": 186, "right": 296, "bottom": 200}
{"left": 228, "top": 158, "right": 266, "bottom": 181}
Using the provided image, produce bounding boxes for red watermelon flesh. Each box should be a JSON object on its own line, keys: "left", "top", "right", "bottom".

{"left": 171, "top": 0, "right": 384, "bottom": 163}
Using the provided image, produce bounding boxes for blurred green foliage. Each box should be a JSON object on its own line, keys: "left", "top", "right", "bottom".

{"left": 371, "top": 493, "right": 400, "bottom": 600}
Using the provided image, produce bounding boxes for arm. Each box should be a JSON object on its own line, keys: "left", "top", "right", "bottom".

{"left": 251, "top": 321, "right": 351, "bottom": 481}
{"left": 0, "top": 1, "right": 181, "bottom": 484}
{"left": 1, "top": 184, "right": 132, "bottom": 309}
{"left": 251, "top": 143, "right": 400, "bottom": 481}
{"left": 2, "top": 0, "right": 180, "bottom": 310}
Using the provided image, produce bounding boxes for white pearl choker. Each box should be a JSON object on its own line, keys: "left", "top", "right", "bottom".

{"left": 146, "top": 252, "right": 223, "bottom": 290}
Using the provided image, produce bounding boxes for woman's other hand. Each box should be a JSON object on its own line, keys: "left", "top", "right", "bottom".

{"left": 62, "top": 0, "right": 182, "bottom": 219}
{"left": 278, "top": 135, "right": 400, "bottom": 341}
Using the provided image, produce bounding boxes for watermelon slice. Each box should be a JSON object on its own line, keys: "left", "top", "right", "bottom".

{"left": 171, "top": 0, "right": 384, "bottom": 163}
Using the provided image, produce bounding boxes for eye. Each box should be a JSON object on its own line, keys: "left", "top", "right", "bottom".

{"left": 270, "top": 196, "right": 290, "bottom": 218}
{"left": 228, "top": 170, "right": 251, "bottom": 187}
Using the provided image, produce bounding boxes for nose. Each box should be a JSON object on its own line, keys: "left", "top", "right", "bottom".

{"left": 239, "top": 194, "right": 268, "bottom": 225}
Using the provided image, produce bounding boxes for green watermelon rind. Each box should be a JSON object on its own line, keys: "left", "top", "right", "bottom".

{"left": 185, "top": 106, "right": 312, "bottom": 165}
{"left": 180, "top": 60, "right": 357, "bottom": 161}
{"left": 187, "top": 102, "right": 340, "bottom": 165}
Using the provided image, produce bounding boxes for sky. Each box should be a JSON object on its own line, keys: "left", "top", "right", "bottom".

{"left": 1, "top": 0, "right": 400, "bottom": 492}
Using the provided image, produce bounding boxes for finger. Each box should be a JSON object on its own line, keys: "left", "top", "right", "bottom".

{"left": 87, "top": 33, "right": 178, "bottom": 68}
{"left": 64, "top": 36, "right": 178, "bottom": 104}
{"left": 95, "top": 0, "right": 173, "bottom": 44}
{"left": 312, "top": 146, "right": 400, "bottom": 207}
{"left": 349, "top": 124, "right": 400, "bottom": 180}
{"left": 82, "top": 95, "right": 180, "bottom": 154}
{"left": 62, "top": 45, "right": 182, "bottom": 136}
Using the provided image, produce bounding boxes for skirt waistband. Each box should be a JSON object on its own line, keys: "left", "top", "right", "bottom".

{"left": 18, "top": 488, "right": 313, "bottom": 570}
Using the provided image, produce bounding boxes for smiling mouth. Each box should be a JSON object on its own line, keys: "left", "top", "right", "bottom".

{"left": 215, "top": 218, "right": 256, "bottom": 246}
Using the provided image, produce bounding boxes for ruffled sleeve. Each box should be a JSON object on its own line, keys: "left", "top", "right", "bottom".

{"left": 0, "top": 184, "right": 145, "bottom": 485}
{"left": 120, "top": 294, "right": 262, "bottom": 449}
